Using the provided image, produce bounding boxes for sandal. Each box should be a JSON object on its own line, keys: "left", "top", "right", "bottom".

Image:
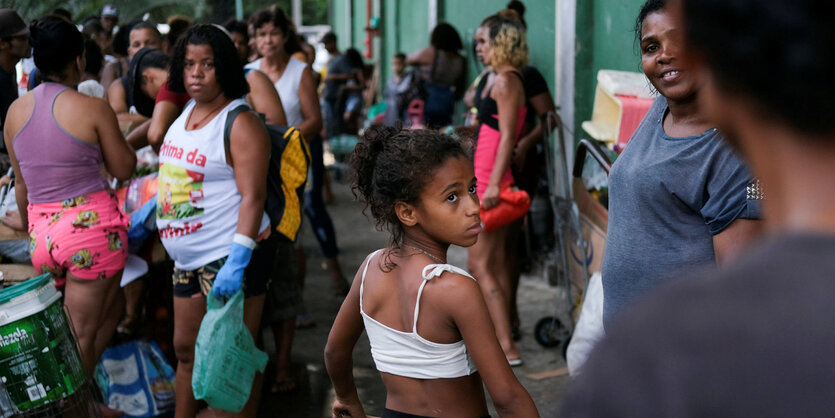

{"left": 270, "top": 378, "right": 297, "bottom": 394}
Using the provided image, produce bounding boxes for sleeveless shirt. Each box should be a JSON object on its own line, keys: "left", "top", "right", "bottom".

{"left": 13, "top": 83, "right": 108, "bottom": 203}
{"left": 245, "top": 56, "right": 307, "bottom": 127}
{"left": 360, "top": 249, "right": 479, "bottom": 379}
{"left": 156, "top": 98, "right": 269, "bottom": 270}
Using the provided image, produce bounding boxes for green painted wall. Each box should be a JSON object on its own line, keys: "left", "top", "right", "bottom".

{"left": 443, "top": 0, "right": 497, "bottom": 88}
{"left": 444, "top": 0, "right": 556, "bottom": 123}
{"left": 380, "top": 0, "right": 400, "bottom": 87}
{"left": 333, "top": 0, "right": 652, "bottom": 141}
{"left": 380, "top": 0, "right": 430, "bottom": 90}
{"left": 331, "top": 0, "right": 554, "bottom": 126}
{"left": 331, "top": 0, "right": 351, "bottom": 51}
{"left": 352, "top": 0, "right": 368, "bottom": 54}
{"left": 574, "top": 0, "right": 645, "bottom": 140}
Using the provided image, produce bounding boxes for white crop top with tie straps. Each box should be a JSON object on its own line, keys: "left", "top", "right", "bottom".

{"left": 359, "top": 249, "right": 479, "bottom": 379}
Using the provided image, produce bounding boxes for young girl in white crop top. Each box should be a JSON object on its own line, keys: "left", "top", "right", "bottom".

{"left": 325, "top": 127, "right": 539, "bottom": 418}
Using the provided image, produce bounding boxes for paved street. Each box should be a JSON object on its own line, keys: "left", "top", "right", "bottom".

{"left": 258, "top": 170, "right": 570, "bottom": 417}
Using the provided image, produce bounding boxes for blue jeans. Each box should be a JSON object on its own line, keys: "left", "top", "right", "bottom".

{"left": 323, "top": 98, "right": 344, "bottom": 139}
{"left": 304, "top": 135, "right": 339, "bottom": 258}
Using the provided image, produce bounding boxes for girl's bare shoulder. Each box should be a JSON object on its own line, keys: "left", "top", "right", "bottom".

{"left": 424, "top": 269, "right": 482, "bottom": 307}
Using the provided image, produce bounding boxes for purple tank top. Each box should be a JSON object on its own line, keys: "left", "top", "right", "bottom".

{"left": 13, "top": 83, "right": 109, "bottom": 204}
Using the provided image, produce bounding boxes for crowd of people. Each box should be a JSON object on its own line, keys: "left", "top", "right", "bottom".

{"left": 2, "top": 0, "right": 834, "bottom": 415}
{"left": 1, "top": 4, "right": 353, "bottom": 417}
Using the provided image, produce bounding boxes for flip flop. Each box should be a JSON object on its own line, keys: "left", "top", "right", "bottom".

{"left": 507, "top": 357, "right": 523, "bottom": 367}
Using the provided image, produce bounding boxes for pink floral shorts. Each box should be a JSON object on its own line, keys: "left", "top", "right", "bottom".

{"left": 28, "top": 189, "right": 129, "bottom": 288}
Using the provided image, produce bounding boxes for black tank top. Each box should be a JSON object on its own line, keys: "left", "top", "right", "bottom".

{"left": 474, "top": 70, "right": 524, "bottom": 131}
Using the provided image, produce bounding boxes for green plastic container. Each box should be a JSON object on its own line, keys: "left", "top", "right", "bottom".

{"left": 0, "top": 274, "right": 86, "bottom": 414}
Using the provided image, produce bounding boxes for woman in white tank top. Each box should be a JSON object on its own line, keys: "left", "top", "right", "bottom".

{"left": 247, "top": 5, "right": 322, "bottom": 139}
{"left": 158, "top": 25, "right": 271, "bottom": 417}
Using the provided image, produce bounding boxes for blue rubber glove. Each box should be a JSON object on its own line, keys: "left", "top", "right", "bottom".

{"left": 212, "top": 238, "right": 254, "bottom": 298}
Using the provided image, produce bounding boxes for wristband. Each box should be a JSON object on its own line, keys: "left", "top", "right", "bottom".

{"left": 233, "top": 233, "right": 256, "bottom": 250}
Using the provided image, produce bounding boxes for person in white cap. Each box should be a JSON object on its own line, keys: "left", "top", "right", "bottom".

{"left": 100, "top": 4, "right": 119, "bottom": 35}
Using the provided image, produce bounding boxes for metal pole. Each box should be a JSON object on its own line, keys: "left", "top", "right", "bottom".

{"left": 235, "top": 0, "right": 243, "bottom": 20}
{"left": 556, "top": 0, "right": 577, "bottom": 167}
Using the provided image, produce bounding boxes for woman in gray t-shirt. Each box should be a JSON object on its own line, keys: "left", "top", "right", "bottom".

{"left": 601, "top": 0, "right": 762, "bottom": 326}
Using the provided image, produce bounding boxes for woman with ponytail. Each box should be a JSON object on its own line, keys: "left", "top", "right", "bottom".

{"left": 3, "top": 15, "right": 136, "bottom": 382}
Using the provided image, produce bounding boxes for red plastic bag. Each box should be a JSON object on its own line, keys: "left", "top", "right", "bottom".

{"left": 481, "top": 187, "right": 531, "bottom": 233}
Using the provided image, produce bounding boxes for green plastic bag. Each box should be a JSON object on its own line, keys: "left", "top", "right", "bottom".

{"left": 192, "top": 290, "right": 268, "bottom": 413}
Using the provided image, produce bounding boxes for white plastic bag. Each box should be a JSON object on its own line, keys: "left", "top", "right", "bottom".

{"left": 567, "top": 272, "right": 605, "bottom": 375}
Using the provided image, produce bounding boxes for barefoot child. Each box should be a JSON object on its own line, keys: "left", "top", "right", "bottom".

{"left": 325, "top": 126, "right": 539, "bottom": 417}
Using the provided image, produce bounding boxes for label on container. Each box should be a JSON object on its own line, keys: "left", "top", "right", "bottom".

{"left": 0, "top": 300, "right": 85, "bottom": 412}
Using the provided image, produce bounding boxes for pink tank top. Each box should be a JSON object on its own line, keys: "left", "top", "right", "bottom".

{"left": 13, "top": 83, "right": 109, "bottom": 204}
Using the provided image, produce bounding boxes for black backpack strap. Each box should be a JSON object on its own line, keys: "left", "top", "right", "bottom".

{"left": 223, "top": 104, "right": 252, "bottom": 152}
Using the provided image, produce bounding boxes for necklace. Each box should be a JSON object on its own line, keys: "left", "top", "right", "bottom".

{"left": 403, "top": 245, "right": 445, "bottom": 264}
{"left": 188, "top": 99, "right": 230, "bottom": 129}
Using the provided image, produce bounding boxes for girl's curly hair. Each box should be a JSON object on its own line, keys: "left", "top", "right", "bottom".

{"left": 350, "top": 126, "right": 468, "bottom": 249}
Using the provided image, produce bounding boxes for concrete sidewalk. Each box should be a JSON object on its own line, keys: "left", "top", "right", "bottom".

{"left": 258, "top": 175, "right": 570, "bottom": 417}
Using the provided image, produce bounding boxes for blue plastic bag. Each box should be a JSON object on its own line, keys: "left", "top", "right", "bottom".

{"left": 94, "top": 340, "right": 176, "bottom": 417}
{"left": 192, "top": 290, "right": 268, "bottom": 413}
{"left": 127, "top": 197, "right": 156, "bottom": 248}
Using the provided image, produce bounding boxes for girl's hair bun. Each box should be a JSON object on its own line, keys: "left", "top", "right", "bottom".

{"left": 350, "top": 125, "right": 468, "bottom": 248}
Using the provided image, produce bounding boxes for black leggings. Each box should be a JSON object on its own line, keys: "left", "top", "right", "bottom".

{"left": 304, "top": 135, "right": 340, "bottom": 258}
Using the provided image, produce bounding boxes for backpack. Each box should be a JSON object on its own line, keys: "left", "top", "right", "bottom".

{"left": 224, "top": 105, "right": 311, "bottom": 242}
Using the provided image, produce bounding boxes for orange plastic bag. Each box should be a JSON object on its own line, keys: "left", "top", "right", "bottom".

{"left": 481, "top": 187, "right": 531, "bottom": 233}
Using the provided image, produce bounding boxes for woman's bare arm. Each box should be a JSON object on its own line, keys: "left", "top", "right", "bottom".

{"left": 125, "top": 119, "right": 151, "bottom": 150}
{"left": 714, "top": 218, "right": 762, "bottom": 266}
{"left": 100, "top": 60, "right": 123, "bottom": 97}
{"left": 296, "top": 67, "right": 323, "bottom": 140}
{"left": 227, "top": 111, "right": 270, "bottom": 239}
{"left": 443, "top": 276, "right": 540, "bottom": 417}
{"left": 325, "top": 261, "right": 368, "bottom": 418}
{"left": 107, "top": 80, "right": 149, "bottom": 124}
{"left": 95, "top": 98, "right": 137, "bottom": 181}
{"left": 406, "top": 46, "right": 433, "bottom": 67}
{"left": 148, "top": 100, "right": 181, "bottom": 153}
{"left": 3, "top": 102, "right": 29, "bottom": 228}
{"left": 513, "top": 92, "right": 558, "bottom": 170}
{"left": 246, "top": 70, "right": 287, "bottom": 126}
